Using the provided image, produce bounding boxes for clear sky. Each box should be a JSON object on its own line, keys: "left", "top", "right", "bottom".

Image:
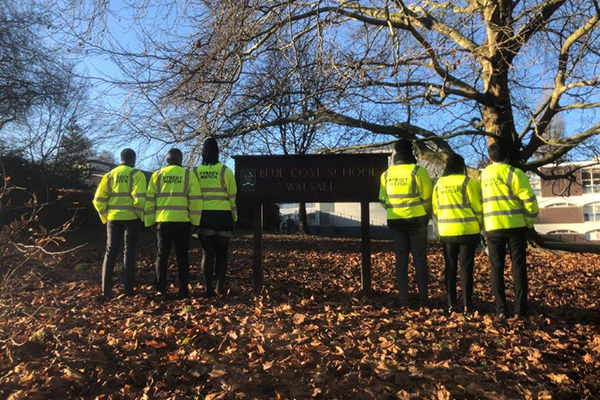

{"left": 58, "top": 0, "right": 599, "bottom": 172}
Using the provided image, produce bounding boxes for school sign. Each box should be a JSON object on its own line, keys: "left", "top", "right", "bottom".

{"left": 235, "top": 153, "right": 390, "bottom": 293}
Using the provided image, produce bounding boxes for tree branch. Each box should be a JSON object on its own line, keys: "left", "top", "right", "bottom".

{"left": 506, "top": 0, "right": 568, "bottom": 62}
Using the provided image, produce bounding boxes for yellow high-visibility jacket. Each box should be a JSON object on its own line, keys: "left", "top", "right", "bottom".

{"left": 193, "top": 163, "right": 237, "bottom": 222}
{"left": 93, "top": 165, "right": 146, "bottom": 224}
{"left": 144, "top": 165, "right": 202, "bottom": 227}
{"left": 379, "top": 164, "right": 432, "bottom": 221}
{"left": 433, "top": 174, "right": 482, "bottom": 237}
{"left": 480, "top": 163, "right": 539, "bottom": 232}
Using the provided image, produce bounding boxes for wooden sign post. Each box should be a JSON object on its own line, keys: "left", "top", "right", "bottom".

{"left": 234, "top": 153, "right": 390, "bottom": 295}
{"left": 360, "top": 201, "right": 372, "bottom": 293}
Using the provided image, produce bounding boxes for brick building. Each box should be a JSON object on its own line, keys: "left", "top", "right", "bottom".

{"left": 534, "top": 161, "right": 600, "bottom": 242}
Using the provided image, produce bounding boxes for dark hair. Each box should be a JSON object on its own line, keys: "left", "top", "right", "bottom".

{"left": 166, "top": 148, "right": 183, "bottom": 165}
{"left": 202, "top": 137, "right": 219, "bottom": 165}
{"left": 488, "top": 141, "right": 508, "bottom": 162}
{"left": 442, "top": 153, "right": 466, "bottom": 176}
{"left": 394, "top": 138, "right": 413, "bottom": 155}
{"left": 393, "top": 138, "right": 417, "bottom": 164}
{"left": 120, "top": 148, "right": 136, "bottom": 164}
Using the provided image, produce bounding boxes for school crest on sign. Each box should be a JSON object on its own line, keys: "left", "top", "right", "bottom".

{"left": 241, "top": 169, "right": 256, "bottom": 191}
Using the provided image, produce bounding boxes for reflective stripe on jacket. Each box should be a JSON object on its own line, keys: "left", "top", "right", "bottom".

{"left": 144, "top": 165, "right": 202, "bottom": 226}
{"left": 480, "top": 163, "right": 539, "bottom": 231}
{"left": 93, "top": 165, "right": 147, "bottom": 224}
{"left": 433, "top": 175, "right": 482, "bottom": 237}
{"left": 379, "top": 164, "right": 432, "bottom": 220}
{"left": 193, "top": 163, "right": 238, "bottom": 222}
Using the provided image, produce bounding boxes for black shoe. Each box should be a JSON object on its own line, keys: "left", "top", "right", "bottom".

{"left": 419, "top": 300, "right": 429, "bottom": 310}
{"left": 496, "top": 312, "right": 506, "bottom": 321}
{"left": 202, "top": 291, "right": 216, "bottom": 299}
{"left": 97, "top": 293, "right": 112, "bottom": 303}
{"left": 177, "top": 291, "right": 189, "bottom": 300}
{"left": 394, "top": 298, "right": 408, "bottom": 308}
{"left": 125, "top": 290, "right": 135, "bottom": 297}
{"left": 155, "top": 291, "right": 170, "bottom": 301}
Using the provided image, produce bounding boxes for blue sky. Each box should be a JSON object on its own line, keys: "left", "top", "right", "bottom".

{"left": 58, "top": 1, "right": 599, "bottom": 172}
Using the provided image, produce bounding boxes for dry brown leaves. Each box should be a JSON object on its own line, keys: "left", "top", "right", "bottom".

{"left": 0, "top": 233, "right": 599, "bottom": 400}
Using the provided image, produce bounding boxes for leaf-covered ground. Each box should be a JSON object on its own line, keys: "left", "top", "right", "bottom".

{"left": 1, "top": 233, "right": 599, "bottom": 400}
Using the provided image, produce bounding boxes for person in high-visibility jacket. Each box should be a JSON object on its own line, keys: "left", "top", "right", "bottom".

{"left": 433, "top": 154, "right": 482, "bottom": 314}
{"left": 93, "top": 148, "right": 146, "bottom": 299}
{"left": 481, "top": 141, "right": 539, "bottom": 319}
{"left": 193, "top": 138, "right": 237, "bottom": 297}
{"left": 379, "top": 139, "right": 433, "bottom": 309}
{"left": 144, "top": 148, "right": 202, "bottom": 299}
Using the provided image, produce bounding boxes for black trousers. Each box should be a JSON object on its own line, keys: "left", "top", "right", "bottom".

{"left": 487, "top": 231, "right": 528, "bottom": 315}
{"left": 102, "top": 219, "right": 140, "bottom": 296}
{"left": 199, "top": 235, "right": 230, "bottom": 295}
{"left": 156, "top": 222, "right": 190, "bottom": 294}
{"left": 390, "top": 225, "right": 429, "bottom": 304}
{"left": 442, "top": 241, "right": 476, "bottom": 310}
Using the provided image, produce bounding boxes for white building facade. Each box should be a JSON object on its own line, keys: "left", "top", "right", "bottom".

{"left": 533, "top": 161, "right": 600, "bottom": 242}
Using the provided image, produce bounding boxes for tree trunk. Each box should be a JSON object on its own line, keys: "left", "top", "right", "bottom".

{"left": 482, "top": 228, "right": 600, "bottom": 253}
{"left": 480, "top": 67, "right": 520, "bottom": 164}
{"left": 480, "top": 0, "right": 521, "bottom": 165}
{"left": 529, "top": 229, "right": 600, "bottom": 254}
{"left": 299, "top": 202, "right": 310, "bottom": 234}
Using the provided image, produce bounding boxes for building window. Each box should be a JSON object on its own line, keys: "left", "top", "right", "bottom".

{"left": 280, "top": 203, "right": 316, "bottom": 210}
{"left": 582, "top": 167, "right": 600, "bottom": 194}
{"left": 548, "top": 230, "right": 577, "bottom": 235}
{"left": 585, "top": 230, "right": 600, "bottom": 241}
{"left": 529, "top": 173, "right": 541, "bottom": 197}
{"left": 279, "top": 203, "right": 298, "bottom": 209}
{"left": 583, "top": 202, "right": 600, "bottom": 221}
{"left": 546, "top": 203, "right": 575, "bottom": 207}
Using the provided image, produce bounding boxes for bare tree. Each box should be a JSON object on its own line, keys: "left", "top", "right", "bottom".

{"left": 232, "top": 34, "right": 374, "bottom": 233}
{"left": 0, "top": 0, "right": 78, "bottom": 133}
{"left": 63, "top": 0, "right": 600, "bottom": 175}
{"left": 16, "top": 81, "right": 95, "bottom": 166}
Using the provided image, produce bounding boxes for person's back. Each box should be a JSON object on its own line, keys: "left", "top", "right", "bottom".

{"left": 379, "top": 139, "right": 432, "bottom": 308}
{"left": 93, "top": 148, "right": 146, "bottom": 299}
{"left": 145, "top": 149, "right": 202, "bottom": 299}
{"left": 481, "top": 163, "right": 538, "bottom": 232}
{"left": 194, "top": 161, "right": 237, "bottom": 231}
{"left": 480, "top": 142, "right": 538, "bottom": 319}
{"left": 193, "top": 138, "right": 237, "bottom": 297}
{"left": 432, "top": 154, "right": 482, "bottom": 313}
{"left": 381, "top": 163, "right": 431, "bottom": 227}
{"left": 145, "top": 164, "right": 202, "bottom": 226}
{"left": 433, "top": 174, "right": 482, "bottom": 239}
{"left": 94, "top": 164, "right": 146, "bottom": 224}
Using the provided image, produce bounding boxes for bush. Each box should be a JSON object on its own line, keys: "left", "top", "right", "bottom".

{"left": 0, "top": 151, "right": 98, "bottom": 229}
{"left": 0, "top": 178, "right": 83, "bottom": 287}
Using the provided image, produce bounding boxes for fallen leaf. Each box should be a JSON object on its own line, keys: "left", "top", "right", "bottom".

{"left": 548, "top": 373, "right": 571, "bottom": 385}
{"left": 263, "top": 361, "right": 274, "bottom": 370}
{"left": 293, "top": 313, "right": 306, "bottom": 325}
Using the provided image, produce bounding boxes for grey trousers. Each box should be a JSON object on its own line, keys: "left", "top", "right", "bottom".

{"left": 391, "top": 225, "right": 429, "bottom": 304}
{"left": 102, "top": 219, "right": 140, "bottom": 295}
